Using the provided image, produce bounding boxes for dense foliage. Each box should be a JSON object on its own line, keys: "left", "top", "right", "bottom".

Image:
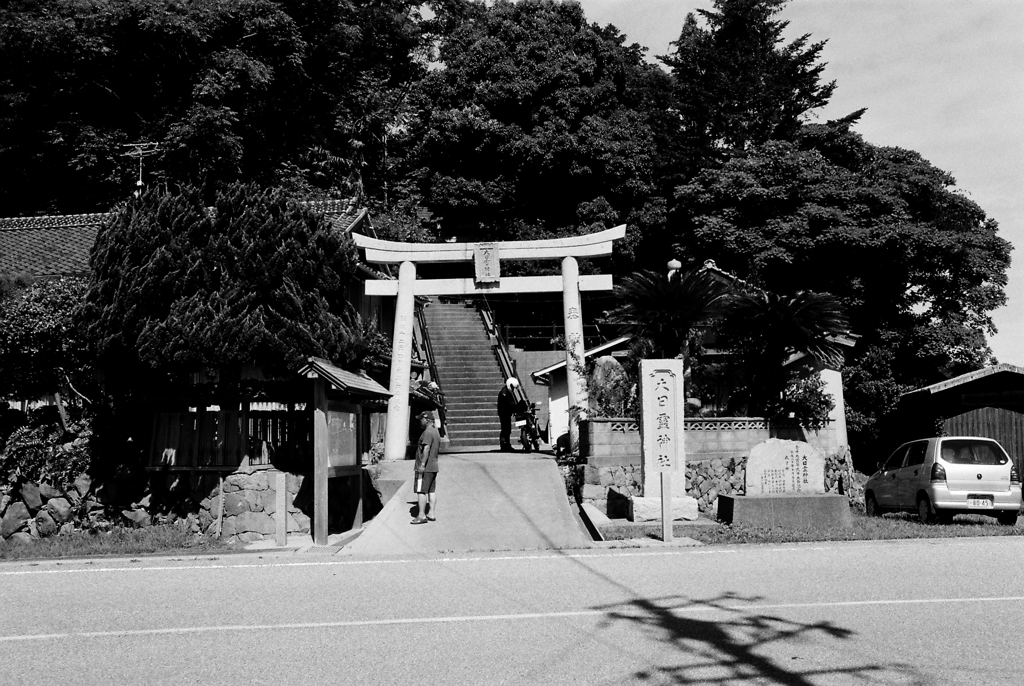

{"left": 410, "top": 0, "right": 663, "bottom": 249}
{"left": 0, "top": 406, "right": 92, "bottom": 487}
{"left": 0, "top": 0, "right": 436, "bottom": 211}
{"left": 673, "top": 122, "right": 1010, "bottom": 441}
{"left": 0, "top": 276, "right": 91, "bottom": 402}
{"left": 79, "top": 183, "right": 385, "bottom": 377}
{"left": 605, "top": 268, "right": 733, "bottom": 358}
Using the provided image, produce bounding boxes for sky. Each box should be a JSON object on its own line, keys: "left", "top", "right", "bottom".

{"left": 577, "top": 0, "right": 1024, "bottom": 366}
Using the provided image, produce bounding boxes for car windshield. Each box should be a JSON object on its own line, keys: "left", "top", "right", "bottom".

{"left": 939, "top": 440, "right": 1008, "bottom": 466}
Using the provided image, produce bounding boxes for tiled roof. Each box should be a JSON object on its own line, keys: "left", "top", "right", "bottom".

{"left": 298, "top": 357, "right": 392, "bottom": 400}
{"left": 0, "top": 201, "right": 367, "bottom": 278}
{"left": 0, "top": 212, "right": 107, "bottom": 276}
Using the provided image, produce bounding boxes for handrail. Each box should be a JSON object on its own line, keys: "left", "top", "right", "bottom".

{"left": 478, "top": 299, "right": 532, "bottom": 410}
{"left": 414, "top": 304, "right": 447, "bottom": 433}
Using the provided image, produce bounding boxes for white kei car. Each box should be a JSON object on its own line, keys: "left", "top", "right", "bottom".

{"left": 864, "top": 436, "right": 1022, "bottom": 525}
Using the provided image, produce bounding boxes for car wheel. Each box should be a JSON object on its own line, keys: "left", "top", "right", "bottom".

{"left": 996, "top": 511, "right": 1019, "bottom": 526}
{"left": 865, "top": 493, "right": 882, "bottom": 517}
{"left": 917, "top": 496, "right": 937, "bottom": 525}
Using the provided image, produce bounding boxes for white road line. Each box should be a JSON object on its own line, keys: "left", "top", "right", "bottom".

{"left": 2, "top": 536, "right": 1017, "bottom": 577}
{"left": 0, "top": 548, "right": 740, "bottom": 576}
{"left": 3, "top": 596, "right": 1023, "bottom": 644}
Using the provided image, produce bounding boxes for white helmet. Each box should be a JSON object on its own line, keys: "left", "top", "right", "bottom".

{"left": 506, "top": 378, "right": 520, "bottom": 390}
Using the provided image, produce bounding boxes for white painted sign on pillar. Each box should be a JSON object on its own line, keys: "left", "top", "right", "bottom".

{"left": 473, "top": 243, "right": 500, "bottom": 283}
{"left": 640, "top": 359, "right": 685, "bottom": 473}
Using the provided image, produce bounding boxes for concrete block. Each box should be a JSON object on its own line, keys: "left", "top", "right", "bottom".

{"left": 717, "top": 494, "right": 852, "bottom": 530}
{"left": 581, "top": 502, "right": 612, "bottom": 528}
{"left": 629, "top": 496, "right": 699, "bottom": 522}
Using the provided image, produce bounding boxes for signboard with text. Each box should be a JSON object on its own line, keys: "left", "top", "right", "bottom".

{"left": 640, "top": 359, "right": 685, "bottom": 473}
{"left": 473, "top": 243, "right": 500, "bottom": 283}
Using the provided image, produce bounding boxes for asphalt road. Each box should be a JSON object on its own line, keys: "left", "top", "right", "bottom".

{"left": 3, "top": 536, "right": 1023, "bottom": 685}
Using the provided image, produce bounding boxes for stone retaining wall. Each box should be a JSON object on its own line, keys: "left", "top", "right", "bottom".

{"left": 579, "top": 445, "right": 863, "bottom": 518}
{"left": 0, "top": 467, "right": 313, "bottom": 545}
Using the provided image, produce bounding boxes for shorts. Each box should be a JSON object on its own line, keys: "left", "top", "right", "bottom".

{"left": 414, "top": 471, "right": 437, "bottom": 494}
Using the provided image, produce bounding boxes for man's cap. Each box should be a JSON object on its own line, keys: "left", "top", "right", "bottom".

{"left": 506, "top": 378, "right": 520, "bottom": 389}
{"left": 417, "top": 411, "right": 434, "bottom": 420}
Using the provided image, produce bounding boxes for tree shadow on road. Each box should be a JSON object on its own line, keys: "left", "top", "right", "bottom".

{"left": 590, "top": 591, "right": 924, "bottom": 685}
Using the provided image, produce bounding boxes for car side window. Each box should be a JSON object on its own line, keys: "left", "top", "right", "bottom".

{"left": 883, "top": 447, "right": 908, "bottom": 471}
{"left": 905, "top": 442, "right": 927, "bottom": 467}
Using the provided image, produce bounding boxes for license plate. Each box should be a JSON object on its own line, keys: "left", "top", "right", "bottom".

{"left": 514, "top": 420, "right": 527, "bottom": 427}
{"left": 967, "top": 495, "right": 993, "bottom": 509}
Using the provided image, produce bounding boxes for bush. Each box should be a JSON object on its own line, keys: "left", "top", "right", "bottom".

{"left": 0, "top": 275, "right": 91, "bottom": 402}
{"left": 79, "top": 183, "right": 383, "bottom": 377}
{"left": 765, "top": 374, "right": 835, "bottom": 431}
{"left": 0, "top": 406, "right": 91, "bottom": 488}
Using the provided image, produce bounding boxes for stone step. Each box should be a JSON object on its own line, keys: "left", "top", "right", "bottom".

{"left": 446, "top": 410, "right": 499, "bottom": 422}
{"left": 438, "top": 369, "right": 500, "bottom": 380}
{"left": 446, "top": 403, "right": 495, "bottom": 412}
{"left": 446, "top": 428, "right": 504, "bottom": 441}
{"left": 433, "top": 341, "right": 492, "bottom": 347}
{"left": 447, "top": 395, "right": 499, "bottom": 403}
{"left": 436, "top": 352, "right": 495, "bottom": 359}
{"left": 442, "top": 378, "right": 503, "bottom": 387}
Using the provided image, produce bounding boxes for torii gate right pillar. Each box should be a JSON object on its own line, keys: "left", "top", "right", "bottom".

{"left": 562, "top": 257, "right": 588, "bottom": 455}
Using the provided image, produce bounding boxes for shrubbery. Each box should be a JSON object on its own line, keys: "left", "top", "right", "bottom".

{"left": 80, "top": 183, "right": 385, "bottom": 378}
{"left": 0, "top": 406, "right": 91, "bottom": 488}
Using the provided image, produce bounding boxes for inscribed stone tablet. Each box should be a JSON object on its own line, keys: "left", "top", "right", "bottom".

{"left": 745, "top": 439, "right": 825, "bottom": 495}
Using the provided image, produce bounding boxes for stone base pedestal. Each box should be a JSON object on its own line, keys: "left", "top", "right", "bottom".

{"left": 629, "top": 495, "right": 699, "bottom": 522}
{"left": 717, "top": 494, "right": 852, "bottom": 530}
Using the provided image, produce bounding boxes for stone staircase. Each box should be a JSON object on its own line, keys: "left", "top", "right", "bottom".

{"left": 423, "top": 300, "right": 504, "bottom": 451}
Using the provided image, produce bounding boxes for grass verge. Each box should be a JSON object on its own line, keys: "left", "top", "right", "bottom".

{"left": 685, "top": 509, "right": 1023, "bottom": 546}
{"left": 0, "top": 526, "right": 237, "bottom": 562}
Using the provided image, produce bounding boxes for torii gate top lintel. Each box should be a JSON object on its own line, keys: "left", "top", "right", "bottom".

{"left": 352, "top": 224, "right": 625, "bottom": 264}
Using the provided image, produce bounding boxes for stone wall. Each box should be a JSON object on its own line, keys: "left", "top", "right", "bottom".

{"left": 0, "top": 467, "right": 313, "bottom": 545}
{"left": 215, "top": 470, "right": 311, "bottom": 543}
{"left": 579, "top": 446, "right": 863, "bottom": 518}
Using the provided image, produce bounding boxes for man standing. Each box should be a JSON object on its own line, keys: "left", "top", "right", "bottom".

{"left": 412, "top": 410, "right": 440, "bottom": 524}
{"left": 497, "top": 377, "right": 519, "bottom": 452}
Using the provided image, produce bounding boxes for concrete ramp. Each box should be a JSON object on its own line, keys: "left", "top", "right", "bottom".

{"left": 344, "top": 453, "right": 592, "bottom": 556}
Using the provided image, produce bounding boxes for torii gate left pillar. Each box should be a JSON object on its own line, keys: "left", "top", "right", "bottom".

{"left": 354, "top": 225, "right": 625, "bottom": 461}
{"left": 382, "top": 261, "right": 417, "bottom": 463}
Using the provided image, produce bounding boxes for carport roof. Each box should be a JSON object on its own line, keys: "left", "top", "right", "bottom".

{"left": 530, "top": 335, "right": 631, "bottom": 383}
{"left": 903, "top": 363, "right": 1024, "bottom": 397}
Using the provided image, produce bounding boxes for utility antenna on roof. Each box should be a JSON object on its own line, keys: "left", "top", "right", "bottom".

{"left": 121, "top": 142, "right": 160, "bottom": 197}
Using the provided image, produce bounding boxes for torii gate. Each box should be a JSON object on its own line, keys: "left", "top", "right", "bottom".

{"left": 353, "top": 225, "right": 626, "bottom": 461}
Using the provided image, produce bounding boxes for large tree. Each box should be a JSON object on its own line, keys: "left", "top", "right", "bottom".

{"left": 411, "top": 0, "right": 663, "bottom": 248}
{"left": 657, "top": 0, "right": 835, "bottom": 181}
{"left": 0, "top": 0, "right": 439, "bottom": 213}
{"left": 79, "top": 183, "right": 384, "bottom": 381}
{"left": 672, "top": 119, "right": 1011, "bottom": 447}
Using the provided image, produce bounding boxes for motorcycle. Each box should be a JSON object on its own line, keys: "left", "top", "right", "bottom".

{"left": 515, "top": 401, "right": 542, "bottom": 453}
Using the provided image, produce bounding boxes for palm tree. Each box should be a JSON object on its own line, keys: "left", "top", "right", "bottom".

{"left": 605, "top": 268, "right": 734, "bottom": 359}
{"left": 727, "top": 290, "right": 849, "bottom": 416}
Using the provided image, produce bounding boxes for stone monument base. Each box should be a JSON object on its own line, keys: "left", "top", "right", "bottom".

{"left": 629, "top": 496, "right": 699, "bottom": 522}
{"left": 717, "top": 494, "right": 852, "bottom": 530}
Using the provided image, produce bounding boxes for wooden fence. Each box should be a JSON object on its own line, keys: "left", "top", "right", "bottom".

{"left": 150, "top": 406, "right": 311, "bottom": 470}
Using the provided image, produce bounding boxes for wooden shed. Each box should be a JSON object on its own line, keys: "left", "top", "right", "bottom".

{"left": 148, "top": 357, "right": 391, "bottom": 546}
{"left": 897, "top": 364, "right": 1024, "bottom": 473}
